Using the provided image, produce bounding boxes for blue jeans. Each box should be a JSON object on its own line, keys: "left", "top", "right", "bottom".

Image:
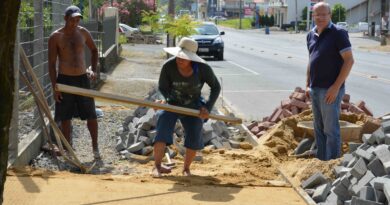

{"left": 310, "top": 87, "right": 345, "bottom": 161}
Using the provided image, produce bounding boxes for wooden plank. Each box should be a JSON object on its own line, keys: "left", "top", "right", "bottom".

{"left": 56, "top": 84, "right": 243, "bottom": 124}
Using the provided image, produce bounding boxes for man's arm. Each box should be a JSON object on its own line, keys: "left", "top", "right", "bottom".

{"left": 204, "top": 67, "right": 221, "bottom": 112}
{"left": 48, "top": 33, "right": 61, "bottom": 102}
{"left": 325, "top": 50, "right": 354, "bottom": 104}
{"left": 305, "top": 63, "right": 310, "bottom": 97}
{"left": 83, "top": 28, "right": 98, "bottom": 77}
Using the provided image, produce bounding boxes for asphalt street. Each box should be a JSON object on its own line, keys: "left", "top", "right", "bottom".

{"left": 206, "top": 27, "right": 390, "bottom": 121}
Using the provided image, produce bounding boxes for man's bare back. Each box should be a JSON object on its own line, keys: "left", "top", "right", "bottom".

{"left": 51, "top": 26, "right": 88, "bottom": 76}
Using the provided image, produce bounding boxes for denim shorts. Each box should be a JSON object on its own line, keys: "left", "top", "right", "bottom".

{"left": 154, "top": 110, "right": 204, "bottom": 150}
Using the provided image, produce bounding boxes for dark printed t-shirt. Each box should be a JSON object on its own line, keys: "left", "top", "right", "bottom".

{"left": 158, "top": 57, "right": 221, "bottom": 112}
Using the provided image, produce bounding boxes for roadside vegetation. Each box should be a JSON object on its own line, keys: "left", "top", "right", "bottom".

{"left": 217, "top": 18, "right": 253, "bottom": 29}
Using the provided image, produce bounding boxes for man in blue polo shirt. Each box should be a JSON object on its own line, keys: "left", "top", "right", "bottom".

{"left": 306, "top": 2, "right": 354, "bottom": 161}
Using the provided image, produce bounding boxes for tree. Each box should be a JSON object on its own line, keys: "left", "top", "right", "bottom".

{"left": 163, "top": 14, "right": 198, "bottom": 39}
{"left": 332, "top": 3, "right": 346, "bottom": 23}
{"left": 0, "top": 1, "right": 20, "bottom": 204}
{"left": 141, "top": 10, "right": 160, "bottom": 33}
{"left": 301, "top": 6, "right": 312, "bottom": 21}
{"left": 270, "top": 15, "right": 275, "bottom": 27}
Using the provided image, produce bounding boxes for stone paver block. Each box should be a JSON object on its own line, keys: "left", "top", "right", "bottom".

{"left": 127, "top": 141, "right": 145, "bottom": 153}
{"left": 343, "top": 154, "right": 354, "bottom": 166}
{"left": 374, "top": 189, "right": 386, "bottom": 204}
{"left": 350, "top": 171, "right": 375, "bottom": 196}
{"left": 370, "top": 177, "right": 390, "bottom": 191}
{"left": 374, "top": 145, "right": 390, "bottom": 164}
{"left": 229, "top": 140, "right": 240, "bottom": 149}
{"left": 312, "top": 183, "right": 331, "bottom": 203}
{"left": 382, "top": 120, "right": 390, "bottom": 134}
{"left": 333, "top": 183, "right": 351, "bottom": 201}
{"left": 373, "top": 129, "right": 386, "bottom": 144}
{"left": 349, "top": 142, "right": 362, "bottom": 153}
{"left": 383, "top": 183, "right": 390, "bottom": 204}
{"left": 367, "top": 157, "right": 387, "bottom": 177}
{"left": 355, "top": 149, "right": 375, "bottom": 162}
{"left": 141, "top": 146, "right": 153, "bottom": 156}
{"left": 359, "top": 186, "right": 376, "bottom": 201}
{"left": 126, "top": 133, "right": 135, "bottom": 147}
{"left": 301, "top": 172, "right": 328, "bottom": 189}
{"left": 115, "top": 137, "right": 126, "bottom": 152}
{"left": 350, "top": 196, "right": 384, "bottom": 205}
{"left": 147, "top": 130, "right": 157, "bottom": 139}
{"left": 343, "top": 94, "right": 350, "bottom": 103}
{"left": 138, "top": 136, "right": 152, "bottom": 145}
{"left": 363, "top": 134, "right": 377, "bottom": 145}
{"left": 210, "top": 138, "right": 223, "bottom": 149}
{"left": 385, "top": 134, "right": 390, "bottom": 145}
{"left": 351, "top": 158, "right": 367, "bottom": 179}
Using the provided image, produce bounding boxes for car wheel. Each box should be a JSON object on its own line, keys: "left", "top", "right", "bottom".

{"left": 216, "top": 51, "right": 224, "bottom": 61}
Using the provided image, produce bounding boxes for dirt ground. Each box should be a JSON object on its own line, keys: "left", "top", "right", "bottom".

{"left": 4, "top": 43, "right": 380, "bottom": 205}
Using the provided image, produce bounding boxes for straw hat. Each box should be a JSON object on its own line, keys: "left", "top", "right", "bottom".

{"left": 163, "top": 37, "right": 206, "bottom": 64}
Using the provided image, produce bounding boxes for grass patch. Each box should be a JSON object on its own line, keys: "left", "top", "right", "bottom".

{"left": 218, "top": 18, "right": 253, "bottom": 29}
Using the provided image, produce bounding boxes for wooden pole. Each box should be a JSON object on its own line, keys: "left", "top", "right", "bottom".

{"left": 57, "top": 84, "right": 243, "bottom": 124}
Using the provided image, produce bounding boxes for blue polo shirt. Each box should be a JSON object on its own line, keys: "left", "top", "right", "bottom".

{"left": 307, "top": 23, "right": 351, "bottom": 88}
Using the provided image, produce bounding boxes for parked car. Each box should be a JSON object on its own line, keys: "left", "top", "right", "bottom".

{"left": 119, "top": 23, "right": 140, "bottom": 37}
{"left": 336, "top": 22, "right": 349, "bottom": 30}
{"left": 210, "top": 16, "right": 227, "bottom": 21}
{"left": 358, "top": 22, "right": 369, "bottom": 32}
{"left": 191, "top": 22, "right": 225, "bottom": 60}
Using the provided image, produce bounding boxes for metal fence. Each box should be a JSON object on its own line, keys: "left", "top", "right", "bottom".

{"left": 9, "top": 0, "right": 117, "bottom": 165}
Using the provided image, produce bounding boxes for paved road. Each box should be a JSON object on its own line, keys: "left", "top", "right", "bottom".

{"left": 207, "top": 27, "right": 390, "bottom": 120}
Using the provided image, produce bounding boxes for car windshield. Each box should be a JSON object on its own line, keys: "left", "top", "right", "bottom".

{"left": 195, "top": 25, "right": 219, "bottom": 35}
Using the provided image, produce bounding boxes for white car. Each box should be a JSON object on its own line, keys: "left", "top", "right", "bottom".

{"left": 119, "top": 23, "right": 140, "bottom": 37}
{"left": 336, "top": 22, "right": 348, "bottom": 31}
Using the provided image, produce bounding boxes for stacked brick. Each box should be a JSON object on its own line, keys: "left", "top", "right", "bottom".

{"left": 301, "top": 117, "right": 390, "bottom": 204}
{"left": 247, "top": 87, "right": 374, "bottom": 138}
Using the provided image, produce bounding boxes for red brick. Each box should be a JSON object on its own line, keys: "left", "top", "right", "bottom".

{"left": 348, "top": 104, "right": 364, "bottom": 114}
{"left": 291, "top": 106, "right": 299, "bottom": 115}
{"left": 360, "top": 104, "right": 373, "bottom": 116}
{"left": 342, "top": 94, "right": 350, "bottom": 103}
{"left": 341, "top": 102, "right": 350, "bottom": 109}
{"left": 262, "top": 116, "right": 269, "bottom": 122}
{"left": 250, "top": 126, "right": 260, "bottom": 135}
{"left": 356, "top": 100, "right": 365, "bottom": 108}
{"left": 294, "top": 87, "right": 304, "bottom": 93}
{"left": 281, "top": 99, "right": 291, "bottom": 109}
{"left": 256, "top": 130, "right": 267, "bottom": 138}
{"left": 246, "top": 121, "right": 258, "bottom": 130}
{"left": 282, "top": 109, "right": 293, "bottom": 117}
{"left": 292, "top": 92, "right": 306, "bottom": 101}
{"left": 270, "top": 108, "right": 283, "bottom": 123}
{"left": 291, "top": 99, "right": 308, "bottom": 109}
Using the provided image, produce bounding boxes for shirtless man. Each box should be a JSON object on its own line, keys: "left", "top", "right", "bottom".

{"left": 48, "top": 5, "right": 100, "bottom": 159}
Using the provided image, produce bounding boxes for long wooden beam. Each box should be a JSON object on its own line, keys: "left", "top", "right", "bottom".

{"left": 57, "top": 84, "right": 243, "bottom": 124}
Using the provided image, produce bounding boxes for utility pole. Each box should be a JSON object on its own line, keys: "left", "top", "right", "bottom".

{"left": 167, "top": 0, "right": 175, "bottom": 54}
{"left": 239, "top": 0, "right": 242, "bottom": 29}
{"left": 295, "top": 0, "right": 298, "bottom": 33}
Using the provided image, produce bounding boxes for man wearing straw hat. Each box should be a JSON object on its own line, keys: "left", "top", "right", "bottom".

{"left": 153, "top": 37, "right": 221, "bottom": 177}
{"left": 48, "top": 5, "right": 100, "bottom": 159}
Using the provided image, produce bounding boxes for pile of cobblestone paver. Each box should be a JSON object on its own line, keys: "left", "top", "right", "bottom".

{"left": 247, "top": 87, "right": 374, "bottom": 138}
{"left": 114, "top": 90, "right": 251, "bottom": 161}
{"left": 301, "top": 116, "right": 390, "bottom": 205}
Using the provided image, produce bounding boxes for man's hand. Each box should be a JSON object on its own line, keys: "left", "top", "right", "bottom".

{"left": 53, "top": 85, "right": 62, "bottom": 103}
{"left": 199, "top": 107, "right": 209, "bottom": 119}
{"left": 87, "top": 69, "right": 97, "bottom": 81}
{"left": 325, "top": 85, "right": 339, "bottom": 104}
{"left": 154, "top": 99, "right": 166, "bottom": 111}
